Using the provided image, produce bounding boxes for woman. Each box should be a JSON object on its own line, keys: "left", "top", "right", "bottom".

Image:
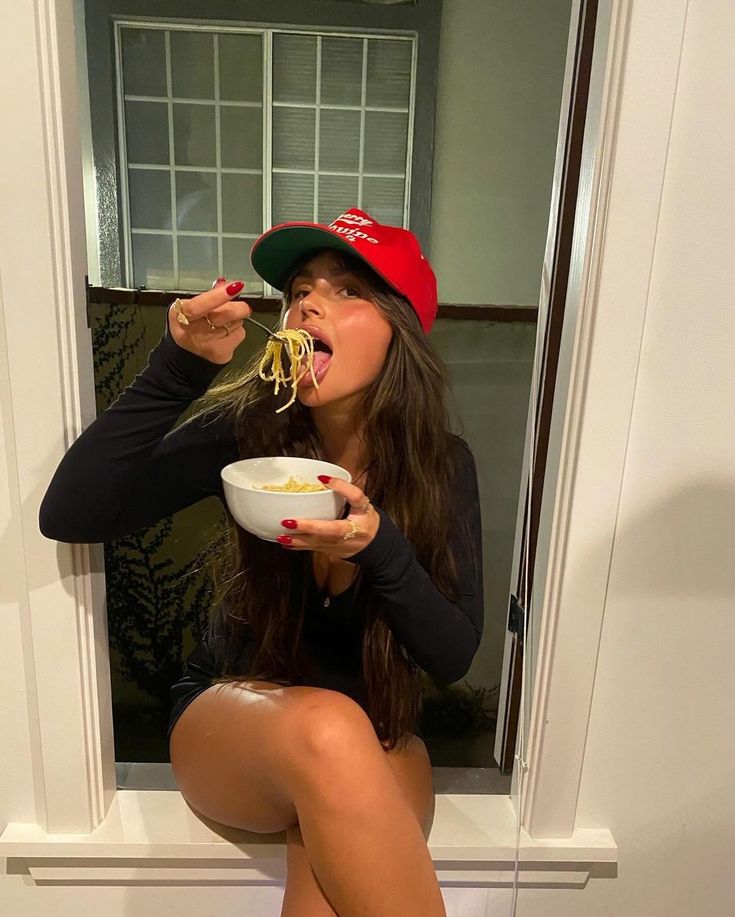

{"left": 40, "top": 208, "right": 484, "bottom": 917}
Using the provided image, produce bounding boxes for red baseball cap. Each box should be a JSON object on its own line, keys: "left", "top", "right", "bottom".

{"left": 249, "top": 207, "right": 438, "bottom": 333}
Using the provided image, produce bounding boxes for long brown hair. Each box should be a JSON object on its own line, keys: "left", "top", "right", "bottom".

{"left": 196, "top": 248, "right": 466, "bottom": 751}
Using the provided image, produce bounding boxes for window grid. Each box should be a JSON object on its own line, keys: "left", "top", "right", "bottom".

{"left": 271, "top": 28, "right": 412, "bottom": 228}
{"left": 116, "top": 21, "right": 415, "bottom": 289}
{"left": 404, "top": 36, "right": 418, "bottom": 229}
{"left": 273, "top": 102, "right": 410, "bottom": 113}
{"left": 213, "top": 33, "right": 224, "bottom": 277}
{"left": 128, "top": 163, "right": 405, "bottom": 179}
{"left": 128, "top": 164, "right": 262, "bottom": 174}
{"left": 313, "top": 36, "right": 322, "bottom": 221}
{"left": 114, "top": 38, "right": 131, "bottom": 285}
{"left": 263, "top": 28, "right": 273, "bottom": 259}
{"left": 124, "top": 96, "right": 409, "bottom": 113}
{"left": 123, "top": 96, "right": 262, "bottom": 107}
{"left": 272, "top": 168, "right": 406, "bottom": 178}
{"left": 164, "top": 30, "right": 178, "bottom": 284}
{"left": 358, "top": 38, "right": 368, "bottom": 208}
{"left": 132, "top": 229, "right": 260, "bottom": 239}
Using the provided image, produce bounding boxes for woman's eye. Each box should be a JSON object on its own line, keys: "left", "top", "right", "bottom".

{"left": 344, "top": 288, "right": 360, "bottom": 298}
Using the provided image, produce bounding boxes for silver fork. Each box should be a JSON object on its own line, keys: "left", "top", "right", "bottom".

{"left": 244, "top": 314, "right": 282, "bottom": 341}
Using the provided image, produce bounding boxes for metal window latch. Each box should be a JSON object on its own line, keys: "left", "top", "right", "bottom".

{"left": 84, "top": 274, "right": 91, "bottom": 329}
{"left": 507, "top": 593, "right": 526, "bottom": 641}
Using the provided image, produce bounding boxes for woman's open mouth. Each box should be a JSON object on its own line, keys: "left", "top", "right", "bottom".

{"left": 300, "top": 335, "right": 333, "bottom": 387}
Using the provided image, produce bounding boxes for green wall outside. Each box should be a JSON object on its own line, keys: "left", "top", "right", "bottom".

{"left": 431, "top": 0, "right": 572, "bottom": 305}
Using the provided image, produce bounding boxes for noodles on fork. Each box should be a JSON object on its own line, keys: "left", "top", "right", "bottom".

{"left": 258, "top": 328, "right": 319, "bottom": 413}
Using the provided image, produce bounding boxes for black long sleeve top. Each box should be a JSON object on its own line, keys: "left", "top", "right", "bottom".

{"left": 39, "top": 323, "right": 485, "bottom": 701}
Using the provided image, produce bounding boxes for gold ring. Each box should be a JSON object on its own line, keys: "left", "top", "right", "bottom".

{"left": 172, "top": 298, "right": 190, "bottom": 326}
{"left": 223, "top": 322, "right": 232, "bottom": 336}
{"left": 205, "top": 314, "right": 217, "bottom": 331}
{"left": 357, "top": 499, "right": 371, "bottom": 511}
{"left": 342, "top": 519, "right": 359, "bottom": 541}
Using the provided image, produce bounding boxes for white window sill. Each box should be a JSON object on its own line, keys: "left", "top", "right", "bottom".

{"left": 1, "top": 789, "right": 617, "bottom": 888}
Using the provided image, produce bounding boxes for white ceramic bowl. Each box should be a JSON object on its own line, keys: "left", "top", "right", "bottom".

{"left": 221, "top": 456, "right": 352, "bottom": 542}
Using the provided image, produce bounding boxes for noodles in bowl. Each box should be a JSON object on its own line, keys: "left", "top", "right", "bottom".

{"left": 256, "top": 476, "right": 329, "bottom": 493}
{"left": 221, "top": 456, "right": 351, "bottom": 542}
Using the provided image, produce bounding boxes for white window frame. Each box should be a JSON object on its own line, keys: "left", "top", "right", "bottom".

{"left": 1, "top": 0, "right": 689, "bottom": 890}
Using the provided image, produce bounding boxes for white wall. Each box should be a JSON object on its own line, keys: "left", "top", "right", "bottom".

{"left": 520, "top": 0, "right": 735, "bottom": 913}
{"left": 431, "top": 0, "right": 572, "bottom": 305}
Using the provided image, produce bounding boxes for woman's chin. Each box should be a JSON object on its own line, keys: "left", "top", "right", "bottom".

{"left": 297, "top": 375, "right": 362, "bottom": 410}
{"left": 297, "top": 377, "right": 330, "bottom": 407}
{"left": 297, "top": 387, "right": 321, "bottom": 407}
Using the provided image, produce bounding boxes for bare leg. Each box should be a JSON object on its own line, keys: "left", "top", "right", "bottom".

{"left": 170, "top": 683, "right": 443, "bottom": 916}
{"left": 281, "top": 824, "right": 339, "bottom": 917}
{"left": 280, "top": 733, "right": 436, "bottom": 917}
{"left": 286, "top": 707, "right": 446, "bottom": 917}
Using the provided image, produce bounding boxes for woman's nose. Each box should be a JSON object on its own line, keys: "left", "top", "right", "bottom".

{"left": 300, "top": 294, "right": 325, "bottom": 317}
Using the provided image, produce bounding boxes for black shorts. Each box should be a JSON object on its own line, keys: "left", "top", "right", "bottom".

{"left": 167, "top": 638, "right": 224, "bottom": 742}
{"left": 167, "top": 638, "right": 425, "bottom": 744}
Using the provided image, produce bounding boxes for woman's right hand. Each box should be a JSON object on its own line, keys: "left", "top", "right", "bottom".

{"left": 168, "top": 277, "right": 252, "bottom": 365}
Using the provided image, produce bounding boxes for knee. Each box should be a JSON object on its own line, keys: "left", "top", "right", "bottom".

{"left": 297, "top": 690, "right": 377, "bottom": 758}
{"left": 274, "top": 690, "right": 387, "bottom": 813}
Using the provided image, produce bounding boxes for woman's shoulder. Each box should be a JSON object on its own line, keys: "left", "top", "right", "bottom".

{"left": 448, "top": 433, "right": 477, "bottom": 467}
{"left": 445, "top": 434, "right": 480, "bottom": 497}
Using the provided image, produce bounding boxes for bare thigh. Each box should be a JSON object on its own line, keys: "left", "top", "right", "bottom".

{"left": 384, "top": 733, "right": 436, "bottom": 840}
{"left": 169, "top": 679, "right": 393, "bottom": 835}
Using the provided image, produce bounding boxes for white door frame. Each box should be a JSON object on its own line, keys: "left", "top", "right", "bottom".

{"left": 494, "top": 0, "right": 586, "bottom": 774}
{"left": 0, "top": 0, "right": 688, "bottom": 850}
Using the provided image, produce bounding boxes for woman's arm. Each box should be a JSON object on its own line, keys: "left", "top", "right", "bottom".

{"left": 39, "top": 322, "right": 238, "bottom": 544}
{"left": 350, "top": 437, "right": 484, "bottom": 685}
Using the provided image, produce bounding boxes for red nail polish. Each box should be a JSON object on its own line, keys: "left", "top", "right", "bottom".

{"left": 276, "top": 534, "right": 293, "bottom": 545}
{"left": 281, "top": 519, "right": 298, "bottom": 529}
{"left": 226, "top": 280, "right": 244, "bottom": 296}
{"left": 318, "top": 475, "right": 332, "bottom": 484}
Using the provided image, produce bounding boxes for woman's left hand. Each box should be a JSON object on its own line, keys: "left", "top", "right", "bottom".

{"left": 276, "top": 477, "right": 380, "bottom": 559}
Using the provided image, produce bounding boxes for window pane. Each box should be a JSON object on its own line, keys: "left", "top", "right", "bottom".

{"left": 128, "top": 169, "right": 171, "bottom": 229}
{"left": 170, "top": 31, "right": 214, "bottom": 99}
{"left": 221, "top": 173, "right": 262, "bottom": 234}
{"left": 318, "top": 175, "right": 359, "bottom": 224}
{"left": 132, "top": 233, "right": 174, "bottom": 288}
{"left": 363, "top": 111, "right": 408, "bottom": 173}
{"left": 223, "top": 237, "right": 264, "bottom": 292}
{"left": 121, "top": 29, "right": 166, "bottom": 97}
{"left": 320, "top": 36, "right": 363, "bottom": 106}
{"left": 177, "top": 235, "right": 219, "bottom": 290}
{"left": 273, "top": 33, "right": 317, "bottom": 104}
{"left": 173, "top": 103, "right": 216, "bottom": 167}
{"left": 219, "top": 33, "right": 263, "bottom": 102}
{"left": 220, "top": 106, "right": 263, "bottom": 170}
{"left": 273, "top": 107, "right": 315, "bottom": 170}
{"left": 366, "top": 39, "right": 412, "bottom": 108}
{"left": 175, "top": 171, "right": 217, "bottom": 231}
{"left": 272, "top": 172, "right": 314, "bottom": 225}
{"left": 319, "top": 109, "right": 361, "bottom": 172}
{"left": 125, "top": 101, "right": 169, "bottom": 164}
{"left": 361, "top": 176, "right": 405, "bottom": 225}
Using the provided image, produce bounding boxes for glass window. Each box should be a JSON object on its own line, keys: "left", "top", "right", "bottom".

{"left": 116, "top": 24, "right": 415, "bottom": 293}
